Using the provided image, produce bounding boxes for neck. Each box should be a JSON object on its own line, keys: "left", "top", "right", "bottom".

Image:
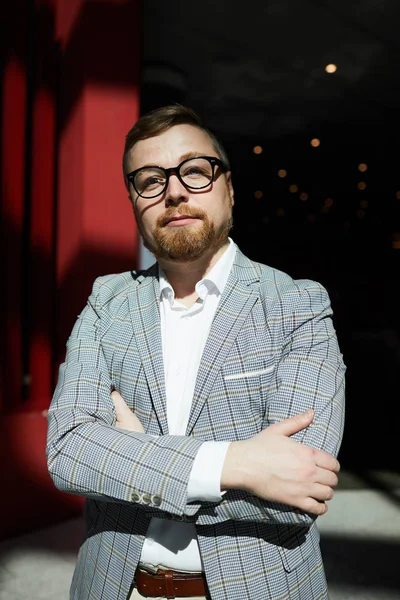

{"left": 159, "top": 241, "right": 229, "bottom": 300}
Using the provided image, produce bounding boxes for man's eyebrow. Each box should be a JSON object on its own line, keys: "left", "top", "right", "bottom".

{"left": 133, "top": 151, "right": 211, "bottom": 171}
{"left": 179, "top": 151, "right": 206, "bottom": 162}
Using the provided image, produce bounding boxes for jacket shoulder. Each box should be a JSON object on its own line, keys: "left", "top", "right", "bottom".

{"left": 251, "top": 261, "right": 322, "bottom": 295}
{"left": 89, "top": 265, "right": 157, "bottom": 311}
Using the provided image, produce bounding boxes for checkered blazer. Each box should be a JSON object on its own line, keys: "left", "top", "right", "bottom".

{"left": 47, "top": 248, "right": 345, "bottom": 600}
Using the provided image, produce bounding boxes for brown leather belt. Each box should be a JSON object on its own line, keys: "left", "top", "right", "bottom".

{"left": 135, "top": 567, "right": 209, "bottom": 599}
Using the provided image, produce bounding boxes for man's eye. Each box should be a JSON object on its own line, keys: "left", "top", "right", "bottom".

{"left": 142, "top": 176, "right": 164, "bottom": 189}
{"left": 183, "top": 167, "right": 207, "bottom": 178}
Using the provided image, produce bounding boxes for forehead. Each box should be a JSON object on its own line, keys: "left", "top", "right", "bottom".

{"left": 126, "top": 124, "right": 216, "bottom": 171}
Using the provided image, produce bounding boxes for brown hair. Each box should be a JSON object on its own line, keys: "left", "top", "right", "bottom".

{"left": 122, "top": 104, "right": 230, "bottom": 176}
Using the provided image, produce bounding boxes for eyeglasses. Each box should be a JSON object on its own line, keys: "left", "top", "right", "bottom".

{"left": 126, "top": 156, "right": 228, "bottom": 199}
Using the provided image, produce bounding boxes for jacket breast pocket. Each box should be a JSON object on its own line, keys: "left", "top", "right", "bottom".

{"left": 216, "top": 359, "right": 277, "bottom": 435}
{"left": 223, "top": 364, "right": 275, "bottom": 381}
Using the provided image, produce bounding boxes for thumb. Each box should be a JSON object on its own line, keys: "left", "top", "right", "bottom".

{"left": 268, "top": 409, "right": 314, "bottom": 437}
{"left": 111, "top": 390, "right": 131, "bottom": 419}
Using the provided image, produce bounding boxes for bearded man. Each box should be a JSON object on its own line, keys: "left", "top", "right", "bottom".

{"left": 47, "top": 104, "right": 345, "bottom": 600}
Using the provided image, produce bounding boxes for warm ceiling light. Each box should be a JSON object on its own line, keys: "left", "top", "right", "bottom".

{"left": 289, "top": 184, "right": 298, "bottom": 193}
{"left": 357, "top": 181, "right": 367, "bottom": 190}
{"left": 358, "top": 163, "right": 368, "bottom": 172}
{"left": 325, "top": 64, "right": 337, "bottom": 73}
{"left": 254, "top": 190, "right": 263, "bottom": 199}
{"left": 277, "top": 169, "right": 287, "bottom": 178}
{"left": 253, "top": 145, "right": 263, "bottom": 154}
{"left": 310, "top": 138, "right": 320, "bottom": 147}
{"left": 300, "top": 192, "right": 308, "bottom": 201}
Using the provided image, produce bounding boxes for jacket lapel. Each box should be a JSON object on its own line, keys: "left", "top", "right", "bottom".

{"left": 127, "top": 266, "right": 169, "bottom": 434}
{"left": 186, "top": 250, "right": 260, "bottom": 435}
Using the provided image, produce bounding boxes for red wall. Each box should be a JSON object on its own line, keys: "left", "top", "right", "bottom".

{"left": 0, "top": 0, "right": 140, "bottom": 540}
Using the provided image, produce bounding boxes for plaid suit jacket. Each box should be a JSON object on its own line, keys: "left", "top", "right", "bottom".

{"left": 47, "top": 248, "right": 345, "bottom": 600}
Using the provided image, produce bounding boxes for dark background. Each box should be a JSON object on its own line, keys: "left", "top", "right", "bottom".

{"left": 140, "top": 0, "right": 400, "bottom": 473}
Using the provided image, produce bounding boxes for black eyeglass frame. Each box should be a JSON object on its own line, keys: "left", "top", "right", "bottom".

{"left": 125, "top": 155, "right": 228, "bottom": 199}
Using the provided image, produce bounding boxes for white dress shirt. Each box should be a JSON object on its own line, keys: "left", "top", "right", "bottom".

{"left": 139, "top": 240, "right": 236, "bottom": 572}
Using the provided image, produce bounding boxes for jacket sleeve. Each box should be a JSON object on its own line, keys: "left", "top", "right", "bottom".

{"left": 46, "top": 277, "right": 203, "bottom": 517}
{"left": 194, "top": 281, "right": 346, "bottom": 527}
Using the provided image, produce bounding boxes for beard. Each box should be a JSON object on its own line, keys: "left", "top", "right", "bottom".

{"left": 137, "top": 205, "right": 233, "bottom": 262}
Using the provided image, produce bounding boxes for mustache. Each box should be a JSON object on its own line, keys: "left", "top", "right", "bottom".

{"left": 157, "top": 206, "right": 206, "bottom": 227}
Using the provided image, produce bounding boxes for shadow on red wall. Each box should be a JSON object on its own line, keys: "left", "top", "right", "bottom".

{"left": 0, "top": 216, "right": 137, "bottom": 542}
{"left": 1, "top": 0, "right": 140, "bottom": 542}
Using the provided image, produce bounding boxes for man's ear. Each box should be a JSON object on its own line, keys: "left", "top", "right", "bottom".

{"left": 226, "top": 172, "right": 235, "bottom": 206}
{"left": 126, "top": 180, "right": 135, "bottom": 206}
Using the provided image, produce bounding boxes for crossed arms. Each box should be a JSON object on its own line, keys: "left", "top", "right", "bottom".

{"left": 46, "top": 275, "right": 345, "bottom": 525}
{"left": 113, "top": 389, "right": 340, "bottom": 516}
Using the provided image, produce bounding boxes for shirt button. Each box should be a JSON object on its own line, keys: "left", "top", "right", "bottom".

{"left": 131, "top": 492, "right": 141, "bottom": 502}
{"left": 142, "top": 493, "right": 152, "bottom": 504}
{"left": 152, "top": 495, "right": 162, "bottom": 507}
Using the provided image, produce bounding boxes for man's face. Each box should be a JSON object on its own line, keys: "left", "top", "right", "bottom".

{"left": 125, "top": 124, "right": 234, "bottom": 262}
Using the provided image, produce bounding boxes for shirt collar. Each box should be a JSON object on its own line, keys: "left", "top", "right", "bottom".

{"left": 159, "top": 238, "right": 237, "bottom": 303}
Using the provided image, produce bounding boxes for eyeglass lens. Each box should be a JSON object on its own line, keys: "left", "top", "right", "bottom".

{"left": 134, "top": 157, "right": 215, "bottom": 198}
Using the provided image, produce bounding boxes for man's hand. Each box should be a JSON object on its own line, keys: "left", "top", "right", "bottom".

{"left": 111, "top": 391, "right": 145, "bottom": 433}
{"left": 221, "top": 409, "right": 340, "bottom": 516}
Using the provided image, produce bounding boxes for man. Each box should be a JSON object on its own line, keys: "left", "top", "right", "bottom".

{"left": 47, "top": 104, "right": 345, "bottom": 600}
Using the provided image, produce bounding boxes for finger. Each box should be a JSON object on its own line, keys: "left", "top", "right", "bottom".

{"left": 314, "top": 450, "right": 340, "bottom": 474}
{"left": 268, "top": 409, "right": 314, "bottom": 437}
{"left": 111, "top": 390, "right": 123, "bottom": 402}
{"left": 300, "top": 497, "right": 328, "bottom": 516}
{"left": 314, "top": 467, "right": 339, "bottom": 488}
{"left": 111, "top": 390, "right": 131, "bottom": 418}
{"left": 308, "top": 483, "right": 335, "bottom": 502}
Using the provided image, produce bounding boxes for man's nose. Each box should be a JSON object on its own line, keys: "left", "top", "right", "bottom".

{"left": 164, "top": 173, "right": 189, "bottom": 206}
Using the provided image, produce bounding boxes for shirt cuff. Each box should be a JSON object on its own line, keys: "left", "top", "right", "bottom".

{"left": 186, "top": 441, "right": 231, "bottom": 502}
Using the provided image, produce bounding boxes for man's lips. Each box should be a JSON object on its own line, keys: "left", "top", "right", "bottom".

{"left": 163, "top": 215, "right": 202, "bottom": 227}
